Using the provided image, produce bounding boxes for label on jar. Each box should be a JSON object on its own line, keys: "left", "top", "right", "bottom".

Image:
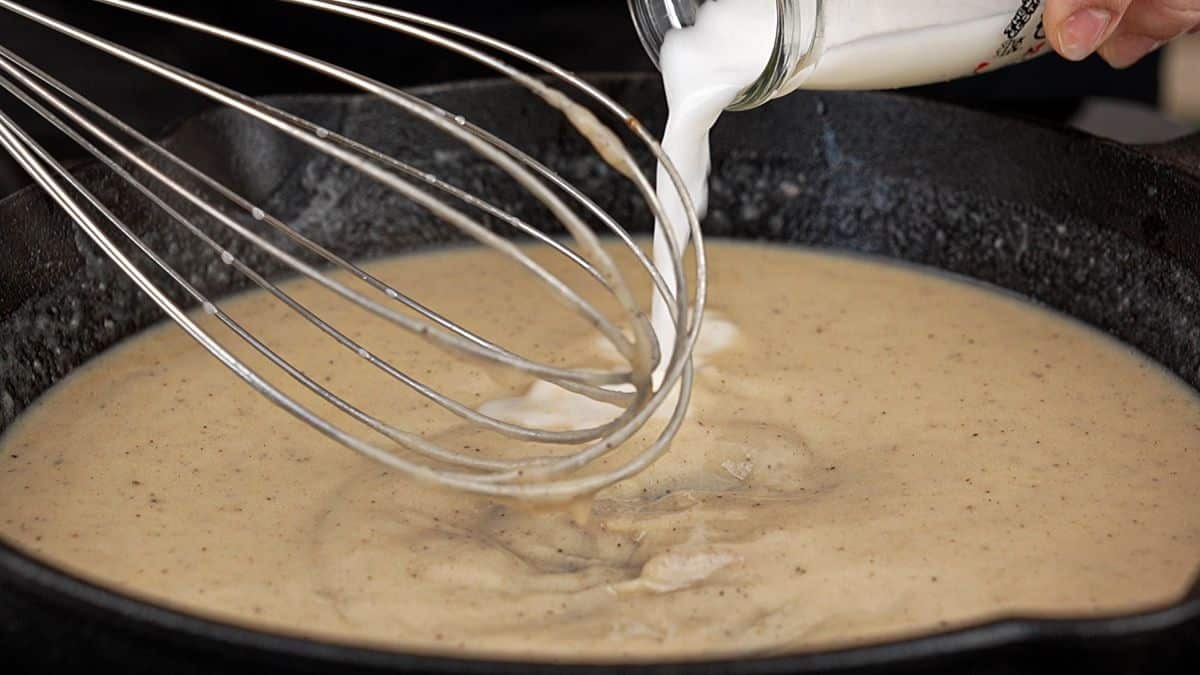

{"left": 981, "top": 0, "right": 1049, "bottom": 73}
{"left": 788, "top": 0, "right": 1051, "bottom": 92}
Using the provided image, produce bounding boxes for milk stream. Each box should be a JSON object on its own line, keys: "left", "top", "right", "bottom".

{"left": 478, "top": 2, "right": 766, "bottom": 432}
{"left": 485, "top": 0, "right": 1048, "bottom": 435}
{"left": 649, "top": 0, "right": 776, "bottom": 359}
{"left": 650, "top": 0, "right": 1049, "bottom": 350}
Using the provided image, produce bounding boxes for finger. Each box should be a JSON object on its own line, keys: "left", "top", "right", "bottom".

{"left": 1098, "top": 0, "right": 1200, "bottom": 68}
{"left": 1045, "top": 0, "right": 1135, "bottom": 60}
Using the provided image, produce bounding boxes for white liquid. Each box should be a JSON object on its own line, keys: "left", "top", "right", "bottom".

{"left": 486, "top": 0, "right": 1047, "bottom": 433}
{"left": 649, "top": 0, "right": 1050, "bottom": 340}
{"left": 479, "top": 315, "right": 739, "bottom": 431}
{"left": 650, "top": 0, "right": 776, "bottom": 357}
{"left": 475, "top": 0, "right": 771, "bottom": 432}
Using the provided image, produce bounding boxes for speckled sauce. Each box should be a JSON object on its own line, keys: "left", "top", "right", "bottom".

{"left": 1, "top": 241, "right": 1199, "bottom": 662}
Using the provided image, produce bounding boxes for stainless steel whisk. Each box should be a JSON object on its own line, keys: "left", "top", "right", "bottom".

{"left": 0, "top": 0, "right": 706, "bottom": 502}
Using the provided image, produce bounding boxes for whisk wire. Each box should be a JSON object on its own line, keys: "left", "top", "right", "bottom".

{"left": 0, "top": 47, "right": 654, "bottom": 447}
{"left": 292, "top": 0, "right": 709, "bottom": 333}
{"left": 0, "top": 44, "right": 650, "bottom": 409}
{"left": 0, "top": 0, "right": 708, "bottom": 501}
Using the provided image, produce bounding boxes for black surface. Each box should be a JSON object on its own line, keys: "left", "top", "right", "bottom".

{"left": 2, "top": 75, "right": 1200, "bottom": 673}
{"left": 0, "top": 0, "right": 1163, "bottom": 198}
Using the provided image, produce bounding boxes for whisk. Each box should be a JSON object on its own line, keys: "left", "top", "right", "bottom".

{"left": 0, "top": 0, "right": 706, "bottom": 503}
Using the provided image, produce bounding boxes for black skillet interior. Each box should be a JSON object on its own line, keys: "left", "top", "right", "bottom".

{"left": 1, "top": 74, "right": 1199, "bottom": 673}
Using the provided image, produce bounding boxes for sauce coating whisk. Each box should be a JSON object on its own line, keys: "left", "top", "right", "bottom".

{"left": 0, "top": 0, "right": 705, "bottom": 502}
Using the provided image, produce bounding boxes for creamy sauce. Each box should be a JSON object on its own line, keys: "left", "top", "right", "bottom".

{"left": 2, "top": 241, "right": 1199, "bottom": 662}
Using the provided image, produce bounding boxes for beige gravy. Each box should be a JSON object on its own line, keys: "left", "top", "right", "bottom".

{"left": 1, "top": 241, "right": 1198, "bottom": 661}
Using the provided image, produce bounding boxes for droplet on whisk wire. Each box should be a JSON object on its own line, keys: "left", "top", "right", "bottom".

{"left": 385, "top": 288, "right": 400, "bottom": 300}
{"left": 422, "top": 173, "right": 437, "bottom": 183}
{"left": 356, "top": 347, "right": 371, "bottom": 359}
{"left": 453, "top": 115, "right": 466, "bottom": 125}
{"left": 202, "top": 302, "right": 218, "bottom": 316}
{"left": 315, "top": 127, "right": 329, "bottom": 138}
{"left": 220, "top": 251, "right": 234, "bottom": 265}
{"left": 251, "top": 207, "right": 265, "bottom": 220}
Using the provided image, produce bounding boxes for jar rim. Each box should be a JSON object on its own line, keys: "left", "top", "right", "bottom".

{"left": 733, "top": 0, "right": 814, "bottom": 109}
{"left": 627, "top": 0, "right": 814, "bottom": 111}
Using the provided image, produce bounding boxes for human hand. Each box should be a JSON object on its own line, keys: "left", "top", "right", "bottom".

{"left": 1045, "top": 0, "right": 1200, "bottom": 67}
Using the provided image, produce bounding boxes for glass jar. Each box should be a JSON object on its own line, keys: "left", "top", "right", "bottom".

{"left": 629, "top": 0, "right": 1051, "bottom": 110}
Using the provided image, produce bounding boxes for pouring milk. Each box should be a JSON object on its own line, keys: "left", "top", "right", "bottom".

{"left": 645, "top": 0, "right": 1050, "bottom": 354}
{"left": 483, "top": 0, "right": 1049, "bottom": 431}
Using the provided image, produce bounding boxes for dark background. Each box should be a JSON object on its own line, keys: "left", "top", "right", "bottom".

{"left": 0, "top": 0, "right": 1162, "bottom": 199}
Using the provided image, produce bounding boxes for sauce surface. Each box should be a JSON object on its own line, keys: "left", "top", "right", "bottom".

{"left": 2, "top": 241, "right": 1199, "bottom": 662}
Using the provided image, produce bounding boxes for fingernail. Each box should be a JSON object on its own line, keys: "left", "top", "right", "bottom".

{"left": 1101, "top": 33, "right": 1164, "bottom": 69}
{"left": 1058, "top": 8, "right": 1114, "bottom": 61}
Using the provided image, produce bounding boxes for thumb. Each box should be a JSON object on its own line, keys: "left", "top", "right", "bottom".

{"left": 1044, "top": 0, "right": 1134, "bottom": 60}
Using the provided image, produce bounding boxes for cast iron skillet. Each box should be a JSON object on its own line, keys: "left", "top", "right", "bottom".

{"left": 1, "top": 74, "right": 1199, "bottom": 674}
